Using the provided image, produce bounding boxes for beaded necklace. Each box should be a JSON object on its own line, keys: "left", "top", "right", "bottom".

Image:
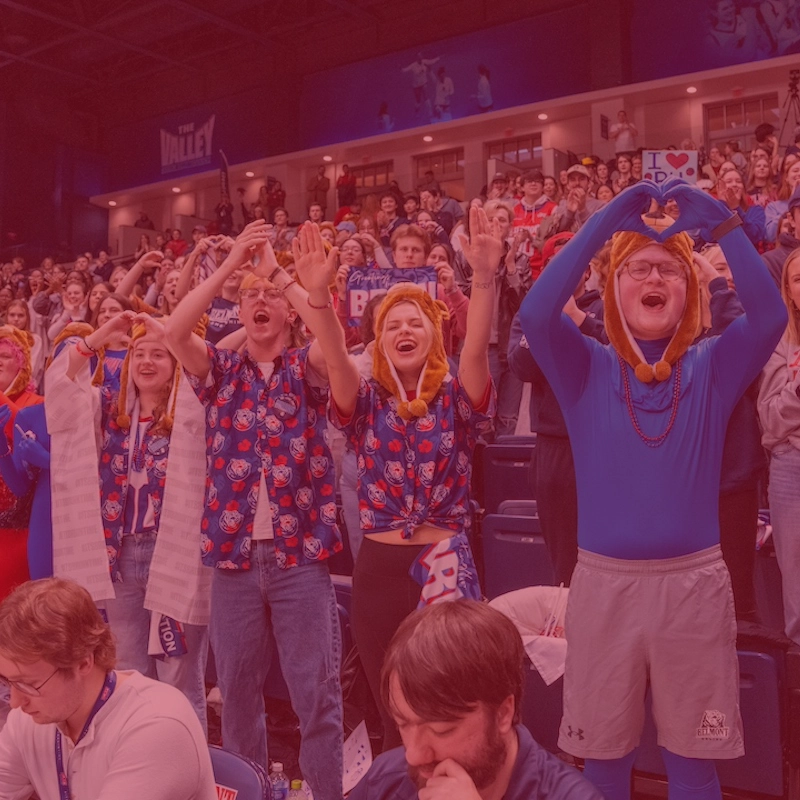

{"left": 132, "top": 416, "right": 153, "bottom": 472}
{"left": 618, "top": 354, "right": 682, "bottom": 448}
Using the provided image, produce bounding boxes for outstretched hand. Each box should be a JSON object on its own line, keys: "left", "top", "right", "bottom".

{"left": 459, "top": 206, "right": 504, "bottom": 278}
{"left": 291, "top": 223, "right": 338, "bottom": 295}
{"left": 134, "top": 250, "right": 164, "bottom": 273}
{"left": 223, "top": 220, "right": 270, "bottom": 271}
{"left": 601, "top": 180, "right": 663, "bottom": 238}
{"left": 659, "top": 179, "right": 734, "bottom": 241}
{"left": 93, "top": 309, "right": 136, "bottom": 346}
{"left": 132, "top": 312, "right": 166, "bottom": 339}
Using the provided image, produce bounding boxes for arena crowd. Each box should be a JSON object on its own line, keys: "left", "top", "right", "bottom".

{"left": 0, "top": 115, "right": 798, "bottom": 800}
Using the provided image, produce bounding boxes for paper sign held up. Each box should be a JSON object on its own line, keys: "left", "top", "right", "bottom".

{"left": 642, "top": 150, "right": 698, "bottom": 185}
{"left": 216, "top": 784, "right": 238, "bottom": 800}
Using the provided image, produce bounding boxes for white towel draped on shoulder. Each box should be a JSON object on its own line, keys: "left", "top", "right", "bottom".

{"left": 45, "top": 349, "right": 211, "bottom": 625}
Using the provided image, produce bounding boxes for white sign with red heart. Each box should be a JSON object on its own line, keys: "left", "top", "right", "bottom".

{"left": 642, "top": 150, "right": 698, "bottom": 185}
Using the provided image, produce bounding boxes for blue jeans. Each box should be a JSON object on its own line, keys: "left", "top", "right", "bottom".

{"left": 103, "top": 533, "right": 209, "bottom": 732}
{"left": 211, "top": 541, "right": 343, "bottom": 800}
{"left": 768, "top": 444, "right": 800, "bottom": 645}
{"left": 488, "top": 343, "right": 523, "bottom": 439}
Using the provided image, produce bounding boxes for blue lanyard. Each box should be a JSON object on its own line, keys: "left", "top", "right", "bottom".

{"left": 54, "top": 671, "right": 117, "bottom": 800}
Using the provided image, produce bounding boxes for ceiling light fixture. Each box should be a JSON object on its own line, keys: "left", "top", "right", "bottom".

{"left": 686, "top": 86, "right": 698, "bottom": 94}
{"left": 322, "top": 155, "right": 333, "bottom": 162}
{"left": 422, "top": 135, "right": 433, "bottom": 142}
{"left": 538, "top": 113, "right": 548, "bottom": 121}
{"left": 245, "top": 171, "right": 255, "bottom": 177}
{"left": 171, "top": 187, "right": 181, "bottom": 193}
{"left": 108, "top": 200, "right": 117, "bottom": 207}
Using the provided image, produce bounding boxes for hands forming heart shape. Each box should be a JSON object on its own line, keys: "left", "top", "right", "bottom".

{"left": 609, "top": 177, "right": 734, "bottom": 243}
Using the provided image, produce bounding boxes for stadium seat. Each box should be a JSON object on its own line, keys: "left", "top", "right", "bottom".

{"left": 481, "top": 439, "right": 536, "bottom": 514}
{"left": 209, "top": 745, "right": 269, "bottom": 800}
{"left": 481, "top": 513, "right": 554, "bottom": 599}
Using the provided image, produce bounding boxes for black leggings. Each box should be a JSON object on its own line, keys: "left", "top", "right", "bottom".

{"left": 351, "top": 537, "right": 425, "bottom": 751}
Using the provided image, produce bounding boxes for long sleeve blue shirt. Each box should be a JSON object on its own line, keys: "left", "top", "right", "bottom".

{"left": 520, "top": 211, "right": 786, "bottom": 559}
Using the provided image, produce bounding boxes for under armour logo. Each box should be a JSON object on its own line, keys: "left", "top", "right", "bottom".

{"left": 566, "top": 726, "right": 585, "bottom": 740}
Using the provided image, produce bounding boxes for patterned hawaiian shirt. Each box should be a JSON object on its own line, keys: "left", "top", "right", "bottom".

{"left": 99, "top": 388, "right": 169, "bottom": 581}
{"left": 188, "top": 343, "right": 342, "bottom": 570}
{"left": 332, "top": 375, "right": 495, "bottom": 538}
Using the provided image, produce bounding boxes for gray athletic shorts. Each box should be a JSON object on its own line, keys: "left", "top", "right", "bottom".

{"left": 558, "top": 545, "right": 744, "bottom": 760}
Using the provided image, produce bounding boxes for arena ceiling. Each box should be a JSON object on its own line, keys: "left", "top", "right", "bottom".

{"left": 0, "top": 0, "right": 576, "bottom": 126}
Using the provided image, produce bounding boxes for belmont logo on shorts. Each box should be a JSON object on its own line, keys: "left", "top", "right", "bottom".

{"left": 696, "top": 710, "right": 729, "bottom": 739}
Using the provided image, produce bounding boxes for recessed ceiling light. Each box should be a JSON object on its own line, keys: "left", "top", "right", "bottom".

{"left": 108, "top": 200, "right": 117, "bottom": 207}
{"left": 171, "top": 187, "right": 181, "bottom": 193}
{"left": 245, "top": 171, "right": 255, "bottom": 178}
{"left": 686, "top": 86, "right": 698, "bottom": 94}
{"left": 422, "top": 135, "right": 433, "bottom": 142}
{"left": 322, "top": 155, "right": 333, "bottom": 162}
{"left": 538, "top": 113, "right": 548, "bottom": 121}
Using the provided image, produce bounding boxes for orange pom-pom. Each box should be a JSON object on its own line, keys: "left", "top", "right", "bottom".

{"left": 408, "top": 398, "right": 429, "bottom": 418}
{"left": 634, "top": 363, "right": 655, "bottom": 383}
{"left": 397, "top": 402, "right": 414, "bottom": 421}
{"left": 653, "top": 360, "right": 672, "bottom": 382}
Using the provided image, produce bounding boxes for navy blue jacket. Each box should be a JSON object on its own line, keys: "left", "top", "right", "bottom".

{"left": 703, "top": 277, "right": 767, "bottom": 493}
{"left": 348, "top": 725, "right": 603, "bottom": 800}
{"left": 508, "top": 289, "right": 605, "bottom": 438}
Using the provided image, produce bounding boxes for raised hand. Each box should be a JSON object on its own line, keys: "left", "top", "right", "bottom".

{"left": 91, "top": 309, "right": 136, "bottom": 347}
{"left": 134, "top": 250, "right": 164, "bottom": 273}
{"left": 250, "top": 235, "right": 280, "bottom": 279}
{"left": 459, "top": 206, "right": 504, "bottom": 278}
{"left": 692, "top": 252, "right": 721, "bottom": 288}
{"left": 600, "top": 180, "right": 662, "bottom": 238}
{"left": 659, "top": 178, "right": 733, "bottom": 241}
{"left": 435, "top": 261, "right": 456, "bottom": 293}
{"left": 291, "top": 223, "right": 338, "bottom": 296}
{"left": 16, "top": 434, "right": 49, "bottom": 470}
{"left": 335, "top": 263, "right": 351, "bottom": 296}
{"left": 223, "top": 220, "right": 270, "bottom": 270}
{"left": 132, "top": 312, "right": 166, "bottom": 339}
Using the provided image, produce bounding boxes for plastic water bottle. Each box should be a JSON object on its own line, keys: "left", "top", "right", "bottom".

{"left": 269, "top": 762, "right": 290, "bottom": 800}
{"left": 288, "top": 780, "right": 305, "bottom": 799}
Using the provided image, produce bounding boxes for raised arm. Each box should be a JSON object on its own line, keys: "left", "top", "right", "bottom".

{"left": 282, "top": 223, "right": 360, "bottom": 416}
{"left": 116, "top": 251, "right": 164, "bottom": 301}
{"left": 64, "top": 311, "right": 136, "bottom": 381}
{"left": 520, "top": 181, "right": 658, "bottom": 406}
{"left": 457, "top": 206, "right": 504, "bottom": 405}
{"left": 164, "top": 221, "right": 269, "bottom": 379}
{"left": 661, "top": 182, "right": 787, "bottom": 406}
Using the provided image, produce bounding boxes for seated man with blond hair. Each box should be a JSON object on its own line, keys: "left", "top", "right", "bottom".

{"left": 0, "top": 578, "right": 216, "bottom": 800}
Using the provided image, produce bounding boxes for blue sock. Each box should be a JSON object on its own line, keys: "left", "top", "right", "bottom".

{"left": 584, "top": 750, "right": 638, "bottom": 800}
{"left": 660, "top": 749, "right": 721, "bottom": 800}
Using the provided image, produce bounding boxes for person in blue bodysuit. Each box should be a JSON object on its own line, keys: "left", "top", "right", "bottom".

{"left": 0, "top": 403, "right": 50, "bottom": 579}
{"left": 519, "top": 178, "right": 786, "bottom": 800}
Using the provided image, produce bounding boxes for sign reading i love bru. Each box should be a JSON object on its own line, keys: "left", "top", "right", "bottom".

{"left": 642, "top": 150, "right": 698, "bottom": 185}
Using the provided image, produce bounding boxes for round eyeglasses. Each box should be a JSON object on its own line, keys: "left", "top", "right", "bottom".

{"left": 624, "top": 260, "right": 685, "bottom": 282}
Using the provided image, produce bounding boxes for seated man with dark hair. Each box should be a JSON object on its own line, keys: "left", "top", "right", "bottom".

{"left": 0, "top": 578, "right": 216, "bottom": 800}
{"left": 350, "top": 600, "right": 602, "bottom": 800}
